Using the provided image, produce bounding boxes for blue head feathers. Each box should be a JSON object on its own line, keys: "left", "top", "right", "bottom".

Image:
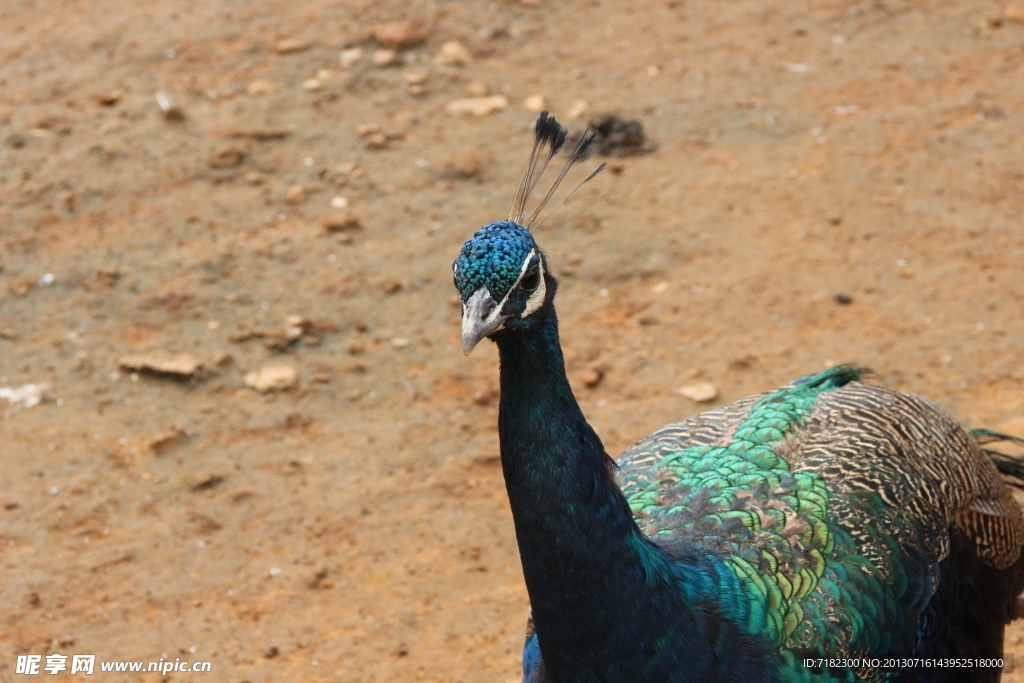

{"left": 453, "top": 221, "right": 537, "bottom": 302}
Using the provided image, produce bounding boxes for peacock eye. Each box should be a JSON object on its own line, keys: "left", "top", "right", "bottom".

{"left": 520, "top": 265, "right": 540, "bottom": 293}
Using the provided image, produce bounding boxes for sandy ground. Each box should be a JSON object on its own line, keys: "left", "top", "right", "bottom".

{"left": 2, "top": 0, "right": 1024, "bottom": 681}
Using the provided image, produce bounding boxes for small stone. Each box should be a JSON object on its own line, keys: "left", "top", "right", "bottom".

{"left": 524, "top": 95, "right": 547, "bottom": 113}
{"left": 154, "top": 91, "right": 185, "bottom": 121}
{"left": 119, "top": 352, "right": 204, "bottom": 377}
{"left": 246, "top": 80, "right": 280, "bottom": 96}
{"left": 275, "top": 38, "right": 311, "bottom": 54}
{"left": 286, "top": 184, "right": 306, "bottom": 204}
{"left": 444, "top": 95, "right": 509, "bottom": 117}
{"left": 145, "top": 426, "right": 186, "bottom": 454}
{"left": 435, "top": 40, "right": 472, "bottom": 66}
{"left": 567, "top": 99, "right": 588, "bottom": 119}
{"left": 339, "top": 47, "right": 364, "bottom": 68}
{"left": 371, "top": 49, "right": 397, "bottom": 67}
{"left": 581, "top": 368, "right": 603, "bottom": 388}
{"left": 245, "top": 172, "right": 264, "bottom": 185}
{"left": 1006, "top": 3, "right": 1024, "bottom": 22}
{"left": 364, "top": 133, "right": 388, "bottom": 149}
{"left": 679, "top": 382, "right": 718, "bottom": 403}
{"left": 320, "top": 212, "right": 361, "bottom": 233}
{"left": 97, "top": 90, "right": 123, "bottom": 106}
{"left": 208, "top": 146, "right": 244, "bottom": 169}
{"left": 473, "top": 388, "right": 499, "bottom": 406}
{"left": 0, "top": 383, "right": 49, "bottom": 408}
{"left": 244, "top": 365, "right": 298, "bottom": 392}
{"left": 835, "top": 292, "right": 853, "bottom": 304}
{"left": 402, "top": 70, "right": 428, "bottom": 85}
{"left": 309, "top": 565, "right": 330, "bottom": 589}
{"left": 8, "top": 278, "right": 32, "bottom": 297}
{"left": 226, "top": 127, "right": 294, "bottom": 141}
{"left": 391, "top": 337, "right": 410, "bottom": 348}
{"left": 211, "top": 352, "right": 234, "bottom": 366}
{"left": 463, "top": 80, "right": 489, "bottom": 96}
{"left": 284, "top": 314, "right": 306, "bottom": 341}
{"left": 302, "top": 78, "right": 323, "bottom": 91}
{"left": 440, "top": 149, "right": 489, "bottom": 178}
{"left": 330, "top": 196, "right": 349, "bottom": 208}
{"left": 372, "top": 20, "right": 428, "bottom": 48}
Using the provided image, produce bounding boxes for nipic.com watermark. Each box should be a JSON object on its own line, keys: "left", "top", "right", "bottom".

{"left": 15, "top": 654, "right": 212, "bottom": 675}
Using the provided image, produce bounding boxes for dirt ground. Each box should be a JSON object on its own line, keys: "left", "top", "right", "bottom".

{"left": 2, "top": 0, "right": 1024, "bottom": 681}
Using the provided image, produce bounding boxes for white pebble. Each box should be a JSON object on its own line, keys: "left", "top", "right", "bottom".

{"left": 0, "top": 383, "right": 50, "bottom": 408}
{"left": 339, "top": 48, "right": 363, "bottom": 68}
{"left": 524, "top": 95, "right": 547, "bottom": 113}
{"left": 435, "top": 40, "right": 472, "bottom": 66}
{"left": 679, "top": 383, "right": 718, "bottom": 403}
{"left": 244, "top": 365, "right": 298, "bottom": 392}
{"left": 444, "top": 95, "right": 509, "bottom": 117}
{"left": 371, "top": 49, "right": 397, "bottom": 67}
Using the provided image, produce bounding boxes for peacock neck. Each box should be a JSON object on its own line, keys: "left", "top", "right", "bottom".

{"left": 494, "top": 311, "right": 714, "bottom": 681}
{"left": 495, "top": 310, "right": 640, "bottom": 580}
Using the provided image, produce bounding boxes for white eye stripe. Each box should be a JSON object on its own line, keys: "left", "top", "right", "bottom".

{"left": 520, "top": 259, "right": 546, "bottom": 318}
{"left": 510, "top": 249, "right": 537, "bottom": 290}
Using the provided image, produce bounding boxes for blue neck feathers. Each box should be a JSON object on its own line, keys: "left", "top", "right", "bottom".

{"left": 494, "top": 311, "right": 780, "bottom": 683}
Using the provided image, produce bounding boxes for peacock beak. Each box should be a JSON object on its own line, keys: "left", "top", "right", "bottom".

{"left": 461, "top": 287, "right": 508, "bottom": 355}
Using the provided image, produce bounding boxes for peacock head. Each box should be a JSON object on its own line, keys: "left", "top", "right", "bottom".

{"left": 454, "top": 112, "right": 604, "bottom": 355}
{"left": 453, "top": 220, "right": 552, "bottom": 354}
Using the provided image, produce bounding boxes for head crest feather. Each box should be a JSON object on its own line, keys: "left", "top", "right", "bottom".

{"left": 508, "top": 111, "right": 606, "bottom": 231}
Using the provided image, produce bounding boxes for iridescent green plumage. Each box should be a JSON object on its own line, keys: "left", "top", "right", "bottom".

{"left": 613, "top": 366, "right": 1024, "bottom": 681}
{"left": 623, "top": 369, "right": 850, "bottom": 646}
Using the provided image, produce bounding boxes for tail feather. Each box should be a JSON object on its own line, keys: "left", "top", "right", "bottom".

{"left": 972, "top": 429, "right": 1024, "bottom": 490}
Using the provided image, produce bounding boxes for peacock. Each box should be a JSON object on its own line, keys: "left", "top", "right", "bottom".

{"left": 451, "top": 112, "right": 1024, "bottom": 683}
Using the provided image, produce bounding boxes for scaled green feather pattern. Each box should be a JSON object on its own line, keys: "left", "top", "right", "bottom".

{"left": 615, "top": 366, "right": 1024, "bottom": 681}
